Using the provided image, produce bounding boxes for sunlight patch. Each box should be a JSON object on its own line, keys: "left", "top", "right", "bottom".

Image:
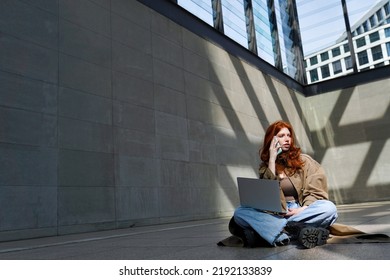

{"left": 339, "top": 90, "right": 389, "bottom": 126}
{"left": 367, "top": 139, "right": 390, "bottom": 187}
{"left": 321, "top": 142, "right": 371, "bottom": 189}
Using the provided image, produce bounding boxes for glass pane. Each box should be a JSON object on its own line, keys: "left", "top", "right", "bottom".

{"left": 385, "top": 2, "right": 390, "bottom": 15}
{"left": 252, "top": 0, "right": 275, "bottom": 65}
{"left": 296, "top": 0, "right": 345, "bottom": 56}
{"left": 332, "top": 47, "right": 341, "bottom": 57}
{"left": 358, "top": 50, "right": 369, "bottom": 65}
{"left": 385, "top": 27, "right": 390, "bottom": 37}
{"left": 371, "top": 45, "right": 383, "bottom": 61}
{"left": 356, "top": 37, "right": 366, "bottom": 48}
{"left": 321, "top": 64, "right": 330, "bottom": 78}
{"left": 310, "top": 69, "right": 318, "bottom": 83}
{"left": 386, "top": 42, "right": 390, "bottom": 56}
{"left": 377, "top": 9, "right": 384, "bottom": 21}
{"left": 345, "top": 56, "right": 353, "bottom": 70}
{"left": 332, "top": 60, "right": 342, "bottom": 74}
{"left": 343, "top": 43, "right": 350, "bottom": 53}
{"left": 221, "top": 0, "right": 248, "bottom": 47}
{"left": 178, "top": 0, "right": 213, "bottom": 26}
{"left": 297, "top": 0, "right": 345, "bottom": 84}
{"left": 320, "top": 51, "right": 329, "bottom": 61}
{"left": 310, "top": 56, "right": 318, "bottom": 65}
{"left": 370, "top": 15, "right": 377, "bottom": 27}
{"left": 369, "top": 31, "right": 380, "bottom": 43}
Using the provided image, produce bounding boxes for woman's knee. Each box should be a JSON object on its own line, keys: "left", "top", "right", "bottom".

{"left": 324, "top": 200, "right": 337, "bottom": 213}
{"left": 233, "top": 206, "right": 266, "bottom": 224}
{"left": 233, "top": 206, "right": 253, "bottom": 219}
{"left": 233, "top": 206, "right": 252, "bottom": 228}
{"left": 314, "top": 200, "right": 338, "bottom": 216}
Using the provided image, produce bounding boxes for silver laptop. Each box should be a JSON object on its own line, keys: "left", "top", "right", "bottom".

{"left": 237, "top": 177, "right": 286, "bottom": 213}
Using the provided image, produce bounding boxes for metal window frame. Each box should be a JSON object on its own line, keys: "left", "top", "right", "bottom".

{"left": 341, "top": 0, "right": 358, "bottom": 73}
{"left": 211, "top": 0, "right": 224, "bottom": 32}
{"left": 244, "top": 0, "right": 258, "bottom": 54}
{"left": 267, "top": 0, "right": 283, "bottom": 71}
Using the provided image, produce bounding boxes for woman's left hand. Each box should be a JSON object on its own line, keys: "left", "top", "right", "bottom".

{"left": 285, "top": 206, "right": 308, "bottom": 217}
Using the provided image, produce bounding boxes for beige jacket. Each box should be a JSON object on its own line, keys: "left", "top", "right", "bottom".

{"left": 259, "top": 154, "right": 329, "bottom": 212}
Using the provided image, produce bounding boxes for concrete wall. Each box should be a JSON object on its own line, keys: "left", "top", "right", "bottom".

{"left": 0, "top": 0, "right": 388, "bottom": 241}
{"left": 302, "top": 81, "right": 390, "bottom": 204}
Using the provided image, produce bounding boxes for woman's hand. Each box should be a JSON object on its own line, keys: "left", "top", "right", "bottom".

{"left": 268, "top": 136, "right": 279, "bottom": 175}
{"left": 284, "top": 206, "right": 308, "bottom": 217}
{"left": 269, "top": 136, "right": 279, "bottom": 161}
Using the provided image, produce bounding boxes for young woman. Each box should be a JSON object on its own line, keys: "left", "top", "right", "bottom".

{"left": 230, "top": 120, "right": 338, "bottom": 248}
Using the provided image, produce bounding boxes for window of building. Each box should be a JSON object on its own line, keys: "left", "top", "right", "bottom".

{"left": 356, "top": 26, "right": 362, "bottom": 35}
{"left": 377, "top": 9, "right": 384, "bottom": 21}
{"left": 385, "top": 27, "right": 390, "bottom": 37}
{"left": 332, "top": 60, "right": 342, "bottom": 74}
{"left": 369, "top": 31, "right": 380, "bottom": 43}
{"left": 356, "top": 37, "right": 366, "bottom": 48}
{"left": 320, "top": 52, "right": 329, "bottom": 61}
{"left": 345, "top": 56, "right": 353, "bottom": 70}
{"left": 310, "top": 69, "right": 318, "bottom": 83}
{"left": 386, "top": 42, "right": 390, "bottom": 56}
{"left": 385, "top": 3, "right": 390, "bottom": 15}
{"left": 358, "top": 50, "right": 369, "bottom": 65}
{"left": 332, "top": 47, "right": 341, "bottom": 57}
{"left": 321, "top": 65, "right": 330, "bottom": 78}
{"left": 343, "top": 43, "right": 350, "bottom": 53}
{"left": 371, "top": 45, "right": 383, "bottom": 61}
{"left": 362, "top": 21, "right": 369, "bottom": 32}
{"left": 310, "top": 56, "right": 318, "bottom": 66}
{"left": 369, "top": 15, "right": 377, "bottom": 27}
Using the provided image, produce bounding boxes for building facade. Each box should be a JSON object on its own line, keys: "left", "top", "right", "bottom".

{"left": 305, "top": 0, "right": 390, "bottom": 84}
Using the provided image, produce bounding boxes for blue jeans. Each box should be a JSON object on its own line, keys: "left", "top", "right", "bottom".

{"left": 233, "top": 200, "right": 338, "bottom": 246}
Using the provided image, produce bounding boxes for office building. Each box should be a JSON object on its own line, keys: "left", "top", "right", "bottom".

{"left": 305, "top": 0, "right": 390, "bottom": 83}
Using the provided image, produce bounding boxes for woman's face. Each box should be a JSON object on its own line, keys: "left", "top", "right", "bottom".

{"left": 275, "top": 127, "right": 291, "bottom": 152}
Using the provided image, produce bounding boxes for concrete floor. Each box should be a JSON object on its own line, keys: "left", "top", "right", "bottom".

{"left": 0, "top": 201, "right": 389, "bottom": 260}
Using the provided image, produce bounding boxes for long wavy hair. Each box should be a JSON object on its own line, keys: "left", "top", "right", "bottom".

{"left": 259, "top": 120, "right": 304, "bottom": 175}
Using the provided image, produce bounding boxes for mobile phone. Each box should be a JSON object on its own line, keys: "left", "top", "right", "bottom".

{"left": 275, "top": 140, "right": 282, "bottom": 155}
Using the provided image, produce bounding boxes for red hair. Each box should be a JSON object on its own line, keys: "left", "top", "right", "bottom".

{"left": 259, "top": 120, "right": 304, "bottom": 175}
